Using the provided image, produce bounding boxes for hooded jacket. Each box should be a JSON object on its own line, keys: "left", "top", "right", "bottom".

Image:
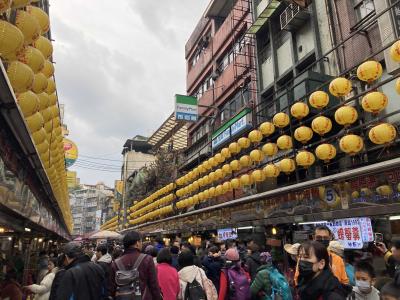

{"left": 348, "top": 286, "right": 380, "bottom": 300}
{"left": 245, "top": 252, "right": 261, "bottom": 280}
{"left": 202, "top": 255, "right": 223, "bottom": 292}
{"left": 178, "top": 265, "right": 211, "bottom": 300}
{"left": 28, "top": 267, "right": 58, "bottom": 300}
{"left": 297, "top": 269, "right": 352, "bottom": 300}
{"left": 55, "top": 255, "right": 106, "bottom": 300}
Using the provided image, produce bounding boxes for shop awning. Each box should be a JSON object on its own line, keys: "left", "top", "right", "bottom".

{"left": 147, "top": 113, "right": 188, "bottom": 151}
{"left": 247, "top": 0, "right": 281, "bottom": 34}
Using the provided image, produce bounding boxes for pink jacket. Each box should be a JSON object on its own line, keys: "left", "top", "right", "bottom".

{"left": 157, "top": 263, "right": 180, "bottom": 300}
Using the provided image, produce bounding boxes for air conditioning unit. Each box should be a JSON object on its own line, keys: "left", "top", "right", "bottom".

{"left": 374, "top": 0, "right": 400, "bottom": 74}
{"left": 280, "top": 3, "right": 310, "bottom": 30}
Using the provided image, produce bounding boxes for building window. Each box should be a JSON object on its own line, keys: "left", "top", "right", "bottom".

{"left": 354, "top": 0, "right": 375, "bottom": 21}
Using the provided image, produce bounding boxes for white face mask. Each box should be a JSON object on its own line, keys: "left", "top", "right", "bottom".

{"left": 356, "top": 280, "right": 372, "bottom": 293}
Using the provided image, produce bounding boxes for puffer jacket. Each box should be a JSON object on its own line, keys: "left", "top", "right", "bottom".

{"left": 28, "top": 268, "right": 58, "bottom": 300}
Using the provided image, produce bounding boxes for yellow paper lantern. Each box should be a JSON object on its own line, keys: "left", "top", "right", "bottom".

{"left": 17, "top": 46, "right": 45, "bottom": 74}
{"left": 279, "top": 158, "right": 296, "bottom": 174}
{"left": 16, "top": 91, "right": 39, "bottom": 117}
{"left": 208, "top": 187, "right": 216, "bottom": 197}
{"left": 31, "top": 72, "right": 48, "bottom": 93}
{"left": 0, "top": 0, "right": 11, "bottom": 13}
{"left": 361, "top": 92, "right": 388, "bottom": 114}
{"left": 309, "top": 91, "right": 329, "bottom": 109}
{"left": 390, "top": 40, "right": 400, "bottom": 62}
{"left": 201, "top": 190, "right": 208, "bottom": 200}
{"left": 40, "top": 107, "right": 52, "bottom": 123}
{"left": 239, "top": 155, "right": 252, "bottom": 167}
{"left": 36, "top": 140, "right": 49, "bottom": 154}
{"left": 277, "top": 135, "right": 293, "bottom": 150}
{"left": 295, "top": 151, "right": 315, "bottom": 168}
{"left": 240, "top": 174, "right": 252, "bottom": 186}
{"left": 220, "top": 147, "right": 231, "bottom": 159}
{"left": 45, "top": 78, "right": 56, "bottom": 94}
{"left": 215, "top": 185, "right": 223, "bottom": 196}
{"left": 0, "top": 20, "right": 24, "bottom": 61}
{"left": 26, "top": 5, "right": 50, "bottom": 34}
{"left": 15, "top": 9, "right": 41, "bottom": 45}
{"left": 396, "top": 78, "right": 400, "bottom": 95}
{"left": 329, "top": 77, "right": 352, "bottom": 97}
{"left": 263, "top": 164, "right": 280, "bottom": 178}
{"left": 262, "top": 143, "right": 278, "bottom": 156}
{"left": 334, "top": 106, "right": 358, "bottom": 126}
{"left": 203, "top": 160, "right": 211, "bottom": 170}
{"left": 6, "top": 61, "right": 34, "bottom": 93}
{"left": 291, "top": 102, "right": 309, "bottom": 120}
{"left": 339, "top": 134, "right": 364, "bottom": 155}
{"left": 37, "top": 92, "right": 50, "bottom": 110}
{"left": 259, "top": 122, "right": 275, "bottom": 137}
{"left": 311, "top": 116, "right": 332, "bottom": 136}
{"left": 222, "top": 164, "right": 232, "bottom": 174}
{"left": 250, "top": 149, "right": 265, "bottom": 162}
{"left": 357, "top": 60, "right": 383, "bottom": 82}
{"left": 228, "top": 142, "right": 241, "bottom": 154}
{"left": 33, "top": 36, "right": 53, "bottom": 59}
{"left": 11, "top": 0, "right": 31, "bottom": 9}
{"left": 315, "top": 144, "right": 337, "bottom": 162}
{"left": 248, "top": 130, "right": 263, "bottom": 143}
{"left": 376, "top": 185, "right": 393, "bottom": 196}
{"left": 238, "top": 137, "right": 251, "bottom": 149}
{"left": 230, "top": 178, "right": 241, "bottom": 189}
{"left": 251, "top": 169, "right": 265, "bottom": 182}
{"left": 203, "top": 175, "right": 210, "bottom": 185}
{"left": 222, "top": 181, "right": 232, "bottom": 193}
{"left": 215, "top": 168, "right": 225, "bottom": 180}
{"left": 214, "top": 153, "right": 225, "bottom": 164}
{"left": 41, "top": 60, "right": 54, "bottom": 78}
{"left": 368, "top": 123, "right": 397, "bottom": 145}
{"left": 273, "top": 112, "right": 290, "bottom": 128}
{"left": 25, "top": 111, "right": 44, "bottom": 133}
{"left": 32, "top": 128, "right": 46, "bottom": 145}
{"left": 230, "top": 159, "right": 241, "bottom": 171}
{"left": 294, "top": 126, "right": 313, "bottom": 144}
{"left": 208, "top": 172, "right": 216, "bottom": 183}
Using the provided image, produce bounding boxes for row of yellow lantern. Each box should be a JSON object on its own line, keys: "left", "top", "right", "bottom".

{"left": 129, "top": 205, "right": 173, "bottom": 226}
{"left": 100, "top": 215, "right": 118, "bottom": 230}
{"left": 129, "top": 193, "right": 175, "bottom": 218}
{"left": 129, "top": 182, "right": 176, "bottom": 212}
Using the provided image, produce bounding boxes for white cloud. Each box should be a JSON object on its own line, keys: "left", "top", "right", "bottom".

{"left": 50, "top": 0, "right": 209, "bottom": 186}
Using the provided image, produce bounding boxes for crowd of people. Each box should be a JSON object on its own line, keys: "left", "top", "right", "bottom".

{"left": 1, "top": 225, "right": 400, "bottom": 300}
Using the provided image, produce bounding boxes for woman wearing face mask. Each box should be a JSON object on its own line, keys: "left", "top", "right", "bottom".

{"left": 297, "top": 241, "right": 352, "bottom": 300}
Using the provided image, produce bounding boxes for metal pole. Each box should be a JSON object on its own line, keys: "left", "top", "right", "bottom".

{"left": 122, "top": 147, "right": 129, "bottom": 229}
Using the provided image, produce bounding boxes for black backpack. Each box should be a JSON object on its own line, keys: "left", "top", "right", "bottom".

{"left": 114, "top": 254, "right": 146, "bottom": 300}
{"left": 184, "top": 278, "right": 207, "bottom": 300}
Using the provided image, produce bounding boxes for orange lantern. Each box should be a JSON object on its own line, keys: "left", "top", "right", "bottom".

{"left": 295, "top": 151, "right": 315, "bottom": 168}
{"left": 329, "top": 77, "right": 352, "bottom": 97}
{"left": 309, "top": 91, "right": 329, "bottom": 109}
{"left": 273, "top": 112, "right": 290, "bottom": 128}
{"left": 357, "top": 60, "right": 383, "bottom": 82}
{"left": 339, "top": 134, "right": 364, "bottom": 155}
{"left": 262, "top": 143, "right": 278, "bottom": 156}
{"left": 259, "top": 122, "right": 275, "bottom": 137}
{"left": 368, "top": 123, "right": 397, "bottom": 145}
{"left": 361, "top": 92, "right": 388, "bottom": 114}
{"left": 294, "top": 126, "right": 313, "bottom": 144}
{"left": 334, "top": 106, "right": 358, "bottom": 126}
{"left": 315, "top": 144, "right": 337, "bottom": 162}
{"left": 263, "top": 164, "right": 280, "bottom": 178}
{"left": 291, "top": 102, "right": 309, "bottom": 120}
{"left": 311, "top": 116, "right": 332, "bottom": 136}
{"left": 277, "top": 135, "right": 293, "bottom": 150}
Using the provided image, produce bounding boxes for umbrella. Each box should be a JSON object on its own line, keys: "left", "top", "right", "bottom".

{"left": 89, "top": 230, "right": 122, "bottom": 240}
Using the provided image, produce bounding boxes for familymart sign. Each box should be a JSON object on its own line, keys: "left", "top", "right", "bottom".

{"left": 175, "top": 94, "right": 198, "bottom": 122}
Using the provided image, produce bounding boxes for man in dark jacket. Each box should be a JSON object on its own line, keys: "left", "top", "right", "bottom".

{"left": 55, "top": 242, "right": 106, "bottom": 300}
{"left": 110, "top": 231, "right": 162, "bottom": 300}
{"left": 245, "top": 240, "right": 261, "bottom": 280}
{"left": 202, "top": 245, "right": 223, "bottom": 292}
{"left": 96, "top": 244, "right": 112, "bottom": 299}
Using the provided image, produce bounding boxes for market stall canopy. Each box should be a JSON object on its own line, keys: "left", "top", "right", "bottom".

{"left": 89, "top": 230, "right": 122, "bottom": 240}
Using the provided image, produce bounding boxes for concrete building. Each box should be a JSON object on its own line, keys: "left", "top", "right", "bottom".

{"left": 70, "top": 183, "right": 114, "bottom": 236}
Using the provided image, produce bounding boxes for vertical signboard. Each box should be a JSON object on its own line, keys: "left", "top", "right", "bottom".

{"left": 175, "top": 94, "right": 198, "bottom": 122}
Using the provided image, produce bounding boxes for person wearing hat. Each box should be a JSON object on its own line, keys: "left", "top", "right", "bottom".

{"left": 55, "top": 242, "right": 106, "bottom": 300}
{"left": 284, "top": 243, "right": 300, "bottom": 289}
{"left": 218, "top": 248, "right": 251, "bottom": 300}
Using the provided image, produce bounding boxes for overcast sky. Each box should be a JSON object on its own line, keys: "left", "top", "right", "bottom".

{"left": 51, "top": 0, "right": 209, "bottom": 187}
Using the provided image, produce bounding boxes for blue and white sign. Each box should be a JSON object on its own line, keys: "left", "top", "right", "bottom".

{"left": 212, "top": 113, "right": 252, "bottom": 149}
{"left": 217, "top": 228, "right": 238, "bottom": 241}
{"left": 175, "top": 94, "right": 198, "bottom": 122}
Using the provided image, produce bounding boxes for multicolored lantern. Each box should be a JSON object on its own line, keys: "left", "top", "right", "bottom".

{"left": 329, "top": 77, "right": 352, "bottom": 97}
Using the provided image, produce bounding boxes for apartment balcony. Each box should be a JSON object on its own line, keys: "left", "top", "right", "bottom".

{"left": 187, "top": 42, "right": 213, "bottom": 91}
{"left": 212, "top": 0, "right": 250, "bottom": 55}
